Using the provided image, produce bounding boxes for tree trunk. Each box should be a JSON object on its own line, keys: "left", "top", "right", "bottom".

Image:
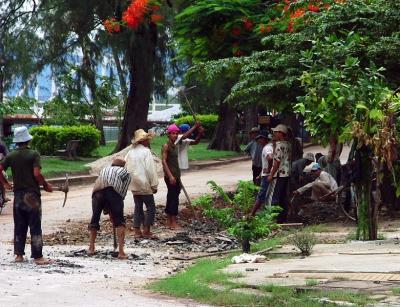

{"left": 115, "top": 24, "right": 157, "bottom": 152}
{"left": 208, "top": 102, "right": 240, "bottom": 152}
{"left": 242, "top": 104, "right": 258, "bottom": 144}
{"left": 355, "top": 146, "right": 376, "bottom": 240}
{"left": 111, "top": 46, "right": 127, "bottom": 129}
{"left": 0, "top": 67, "right": 4, "bottom": 138}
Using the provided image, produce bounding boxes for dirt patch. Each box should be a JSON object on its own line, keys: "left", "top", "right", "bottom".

{"left": 43, "top": 206, "right": 239, "bottom": 255}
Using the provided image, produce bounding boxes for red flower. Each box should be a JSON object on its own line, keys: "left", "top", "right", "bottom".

{"left": 231, "top": 27, "right": 241, "bottom": 36}
{"left": 260, "top": 23, "right": 266, "bottom": 34}
{"left": 104, "top": 18, "right": 121, "bottom": 33}
{"left": 287, "top": 20, "right": 294, "bottom": 33}
{"left": 122, "top": 0, "right": 149, "bottom": 29}
{"left": 151, "top": 13, "right": 163, "bottom": 23}
{"left": 151, "top": 5, "right": 161, "bottom": 11}
{"left": 290, "top": 8, "right": 305, "bottom": 19}
{"left": 242, "top": 18, "right": 253, "bottom": 31}
{"left": 308, "top": 3, "right": 320, "bottom": 12}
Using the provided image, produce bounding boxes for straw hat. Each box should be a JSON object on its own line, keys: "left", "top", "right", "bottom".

{"left": 304, "top": 152, "right": 315, "bottom": 162}
{"left": 131, "top": 129, "right": 154, "bottom": 145}
{"left": 13, "top": 126, "right": 33, "bottom": 143}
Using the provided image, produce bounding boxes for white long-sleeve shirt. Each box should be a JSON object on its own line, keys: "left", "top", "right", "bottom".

{"left": 297, "top": 171, "right": 338, "bottom": 195}
{"left": 125, "top": 144, "right": 159, "bottom": 195}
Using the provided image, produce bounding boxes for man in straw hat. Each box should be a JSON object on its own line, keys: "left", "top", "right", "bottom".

{"left": 125, "top": 129, "right": 158, "bottom": 239}
{"left": 0, "top": 126, "right": 53, "bottom": 265}
{"left": 89, "top": 158, "right": 131, "bottom": 259}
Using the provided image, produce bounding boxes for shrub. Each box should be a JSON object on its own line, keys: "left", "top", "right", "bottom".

{"left": 30, "top": 125, "right": 100, "bottom": 157}
{"left": 174, "top": 114, "right": 218, "bottom": 139}
{"left": 290, "top": 231, "right": 317, "bottom": 256}
{"left": 194, "top": 180, "right": 280, "bottom": 252}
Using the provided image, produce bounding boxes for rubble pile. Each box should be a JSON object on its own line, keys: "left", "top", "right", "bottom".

{"left": 44, "top": 207, "right": 238, "bottom": 254}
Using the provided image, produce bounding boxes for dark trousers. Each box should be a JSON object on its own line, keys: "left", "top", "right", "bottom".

{"left": 133, "top": 195, "right": 156, "bottom": 227}
{"left": 89, "top": 187, "right": 125, "bottom": 230}
{"left": 271, "top": 177, "right": 290, "bottom": 223}
{"left": 164, "top": 177, "right": 181, "bottom": 216}
{"left": 252, "top": 165, "right": 262, "bottom": 186}
{"left": 13, "top": 190, "right": 43, "bottom": 259}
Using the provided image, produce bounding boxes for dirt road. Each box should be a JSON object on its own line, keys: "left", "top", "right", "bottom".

{"left": 0, "top": 159, "right": 252, "bottom": 307}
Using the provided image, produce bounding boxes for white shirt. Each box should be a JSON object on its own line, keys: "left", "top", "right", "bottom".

{"left": 297, "top": 171, "right": 338, "bottom": 195}
{"left": 261, "top": 143, "right": 273, "bottom": 176}
{"left": 175, "top": 134, "right": 194, "bottom": 170}
{"left": 92, "top": 166, "right": 131, "bottom": 199}
{"left": 124, "top": 144, "right": 159, "bottom": 195}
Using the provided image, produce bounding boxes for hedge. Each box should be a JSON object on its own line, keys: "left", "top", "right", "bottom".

{"left": 174, "top": 114, "right": 218, "bottom": 139}
{"left": 29, "top": 125, "right": 100, "bottom": 157}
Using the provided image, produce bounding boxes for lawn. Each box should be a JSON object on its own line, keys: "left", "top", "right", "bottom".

{"left": 149, "top": 237, "right": 374, "bottom": 306}
{"left": 34, "top": 137, "right": 244, "bottom": 178}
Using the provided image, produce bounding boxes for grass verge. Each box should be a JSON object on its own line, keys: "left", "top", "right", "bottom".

{"left": 149, "top": 237, "right": 374, "bottom": 306}
{"left": 34, "top": 137, "right": 241, "bottom": 178}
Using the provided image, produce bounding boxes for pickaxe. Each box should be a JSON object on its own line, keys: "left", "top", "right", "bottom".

{"left": 58, "top": 173, "right": 69, "bottom": 207}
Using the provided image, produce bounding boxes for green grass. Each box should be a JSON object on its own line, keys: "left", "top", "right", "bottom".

{"left": 392, "top": 287, "right": 400, "bottom": 295}
{"left": 149, "top": 237, "right": 374, "bottom": 306}
{"left": 40, "top": 157, "right": 92, "bottom": 177}
{"left": 93, "top": 137, "right": 242, "bottom": 161}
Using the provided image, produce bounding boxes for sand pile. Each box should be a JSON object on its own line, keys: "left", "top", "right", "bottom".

{"left": 86, "top": 145, "right": 163, "bottom": 176}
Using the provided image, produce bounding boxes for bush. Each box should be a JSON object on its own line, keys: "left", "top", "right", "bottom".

{"left": 290, "top": 231, "right": 317, "bottom": 256}
{"left": 174, "top": 114, "right": 218, "bottom": 139}
{"left": 194, "top": 180, "right": 280, "bottom": 252}
{"left": 30, "top": 125, "right": 100, "bottom": 157}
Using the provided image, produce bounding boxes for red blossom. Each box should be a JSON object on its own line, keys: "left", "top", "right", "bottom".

{"left": 104, "top": 18, "right": 121, "bottom": 33}
{"left": 242, "top": 18, "right": 253, "bottom": 30}
{"left": 308, "top": 3, "right": 320, "bottom": 12}
{"left": 231, "top": 27, "right": 242, "bottom": 36}
{"left": 151, "top": 5, "right": 161, "bottom": 11}
{"left": 287, "top": 20, "right": 294, "bottom": 32}
{"left": 122, "top": 0, "right": 149, "bottom": 29}
{"left": 260, "top": 23, "right": 266, "bottom": 34}
{"left": 151, "top": 13, "right": 163, "bottom": 23}
{"left": 290, "top": 8, "right": 305, "bottom": 19}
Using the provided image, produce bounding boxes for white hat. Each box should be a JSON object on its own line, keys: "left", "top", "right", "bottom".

{"left": 271, "top": 124, "right": 288, "bottom": 134}
{"left": 131, "top": 129, "right": 154, "bottom": 145}
{"left": 13, "top": 126, "right": 33, "bottom": 143}
{"left": 304, "top": 152, "right": 315, "bottom": 162}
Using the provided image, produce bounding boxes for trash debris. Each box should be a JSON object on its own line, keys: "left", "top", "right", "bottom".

{"left": 231, "top": 253, "right": 266, "bottom": 264}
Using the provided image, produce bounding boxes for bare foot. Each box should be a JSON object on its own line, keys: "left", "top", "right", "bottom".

{"left": 170, "top": 224, "right": 182, "bottom": 230}
{"left": 117, "top": 253, "right": 128, "bottom": 260}
{"left": 134, "top": 229, "right": 143, "bottom": 239}
{"left": 34, "top": 257, "right": 53, "bottom": 265}
{"left": 87, "top": 249, "right": 95, "bottom": 256}
{"left": 14, "top": 255, "right": 24, "bottom": 263}
{"left": 143, "top": 232, "right": 158, "bottom": 239}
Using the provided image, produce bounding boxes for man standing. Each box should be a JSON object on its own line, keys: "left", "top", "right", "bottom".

{"left": 125, "top": 129, "right": 158, "bottom": 239}
{"left": 294, "top": 163, "right": 338, "bottom": 200}
{"left": 176, "top": 123, "right": 204, "bottom": 170}
{"left": 250, "top": 131, "right": 274, "bottom": 216}
{"left": 89, "top": 158, "right": 131, "bottom": 259}
{"left": 0, "top": 126, "right": 53, "bottom": 264}
{"left": 162, "top": 124, "right": 182, "bottom": 229}
{"left": 244, "top": 127, "right": 263, "bottom": 185}
{"left": 267, "top": 124, "right": 292, "bottom": 223}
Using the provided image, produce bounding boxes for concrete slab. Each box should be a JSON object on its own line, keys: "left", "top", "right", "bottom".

{"left": 224, "top": 239, "right": 400, "bottom": 289}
